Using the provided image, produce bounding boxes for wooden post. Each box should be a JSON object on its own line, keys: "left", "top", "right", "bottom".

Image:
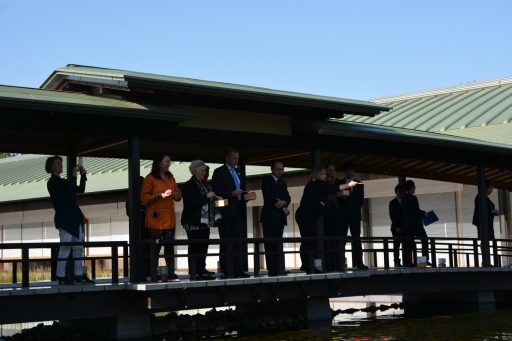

{"left": 477, "top": 165, "right": 491, "bottom": 267}
{"left": 128, "top": 136, "right": 143, "bottom": 282}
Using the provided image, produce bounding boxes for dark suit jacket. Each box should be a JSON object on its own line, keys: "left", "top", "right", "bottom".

{"left": 338, "top": 177, "right": 364, "bottom": 221}
{"left": 211, "top": 164, "right": 246, "bottom": 219}
{"left": 472, "top": 195, "right": 495, "bottom": 239}
{"left": 297, "top": 180, "right": 333, "bottom": 213}
{"left": 47, "top": 173, "right": 87, "bottom": 238}
{"left": 402, "top": 192, "right": 425, "bottom": 235}
{"left": 389, "top": 197, "right": 403, "bottom": 234}
{"left": 260, "top": 175, "right": 291, "bottom": 226}
{"left": 181, "top": 177, "right": 212, "bottom": 227}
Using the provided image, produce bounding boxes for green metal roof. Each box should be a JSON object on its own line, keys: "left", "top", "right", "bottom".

{"left": 341, "top": 77, "right": 512, "bottom": 144}
{"left": 0, "top": 155, "right": 295, "bottom": 203}
{"left": 0, "top": 85, "right": 196, "bottom": 121}
{"left": 41, "top": 64, "right": 388, "bottom": 115}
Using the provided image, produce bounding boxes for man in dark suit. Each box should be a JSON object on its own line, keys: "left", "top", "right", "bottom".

{"left": 212, "top": 148, "right": 247, "bottom": 278}
{"left": 389, "top": 184, "right": 405, "bottom": 267}
{"left": 338, "top": 162, "right": 367, "bottom": 270}
{"left": 472, "top": 181, "right": 499, "bottom": 241}
{"left": 260, "top": 161, "right": 291, "bottom": 276}
{"left": 402, "top": 180, "right": 430, "bottom": 267}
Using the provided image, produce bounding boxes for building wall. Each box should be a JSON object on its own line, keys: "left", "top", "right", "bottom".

{"left": 0, "top": 175, "right": 508, "bottom": 271}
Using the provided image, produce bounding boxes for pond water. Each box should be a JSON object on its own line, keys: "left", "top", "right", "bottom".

{"left": 233, "top": 306, "right": 512, "bottom": 340}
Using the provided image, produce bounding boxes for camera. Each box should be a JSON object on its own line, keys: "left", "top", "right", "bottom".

{"left": 152, "top": 210, "right": 158, "bottom": 218}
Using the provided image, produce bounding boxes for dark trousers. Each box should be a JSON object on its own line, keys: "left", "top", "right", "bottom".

{"left": 218, "top": 204, "right": 244, "bottom": 278}
{"left": 148, "top": 229, "right": 175, "bottom": 279}
{"left": 340, "top": 215, "right": 364, "bottom": 267}
{"left": 390, "top": 228, "right": 402, "bottom": 265}
{"left": 415, "top": 226, "right": 429, "bottom": 260}
{"left": 403, "top": 227, "right": 429, "bottom": 266}
{"left": 323, "top": 210, "right": 344, "bottom": 272}
{"left": 296, "top": 208, "right": 321, "bottom": 274}
{"left": 186, "top": 228, "right": 210, "bottom": 276}
{"left": 262, "top": 223, "right": 285, "bottom": 276}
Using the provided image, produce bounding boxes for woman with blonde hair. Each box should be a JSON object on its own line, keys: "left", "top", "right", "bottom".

{"left": 295, "top": 167, "right": 358, "bottom": 273}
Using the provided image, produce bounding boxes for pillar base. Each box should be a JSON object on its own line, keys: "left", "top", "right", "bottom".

{"left": 237, "top": 297, "right": 332, "bottom": 325}
{"left": 62, "top": 314, "right": 152, "bottom": 340}
{"left": 403, "top": 291, "right": 496, "bottom": 317}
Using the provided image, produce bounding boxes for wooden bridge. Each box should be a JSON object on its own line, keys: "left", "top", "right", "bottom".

{"left": 2, "top": 237, "right": 512, "bottom": 339}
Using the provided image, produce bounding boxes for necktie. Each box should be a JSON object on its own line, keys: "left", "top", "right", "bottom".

{"left": 230, "top": 167, "right": 241, "bottom": 200}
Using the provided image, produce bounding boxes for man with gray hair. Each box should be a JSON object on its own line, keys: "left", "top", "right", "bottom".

{"left": 212, "top": 148, "right": 249, "bottom": 278}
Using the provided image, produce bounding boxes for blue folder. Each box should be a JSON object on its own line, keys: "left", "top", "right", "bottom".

{"left": 422, "top": 210, "right": 439, "bottom": 226}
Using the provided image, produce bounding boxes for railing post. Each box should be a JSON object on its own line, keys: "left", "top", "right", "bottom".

{"left": 91, "top": 258, "right": 97, "bottom": 280}
{"left": 112, "top": 245, "right": 119, "bottom": 284}
{"left": 465, "top": 253, "right": 470, "bottom": 267}
{"left": 12, "top": 260, "right": 18, "bottom": 284}
{"left": 123, "top": 244, "right": 129, "bottom": 278}
{"left": 430, "top": 238, "right": 437, "bottom": 267}
{"left": 473, "top": 239, "right": 479, "bottom": 267}
{"left": 383, "top": 238, "right": 389, "bottom": 269}
{"left": 254, "top": 238, "right": 260, "bottom": 277}
{"left": 22, "top": 246, "right": 29, "bottom": 288}
{"left": 448, "top": 244, "right": 453, "bottom": 267}
{"left": 51, "top": 246, "right": 57, "bottom": 281}
{"left": 493, "top": 240, "right": 500, "bottom": 267}
{"left": 453, "top": 249, "right": 458, "bottom": 267}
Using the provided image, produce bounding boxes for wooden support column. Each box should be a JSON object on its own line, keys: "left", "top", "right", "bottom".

{"left": 240, "top": 162, "right": 249, "bottom": 272}
{"left": 128, "top": 136, "right": 144, "bottom": 282}
{"left": 312, "top": 149, "right": 324, "bottom": 270}
{"left": 477, "top": 165, "right": 491, "bottom": 267}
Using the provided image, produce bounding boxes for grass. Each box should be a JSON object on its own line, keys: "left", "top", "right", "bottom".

{"left": 0, "top": 262, "right": 123, "bottom": 284}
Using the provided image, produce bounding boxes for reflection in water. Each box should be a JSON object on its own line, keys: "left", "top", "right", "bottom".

{"left": 6, "top": 297, "right": 512, "bottom": 340}
{"left": 233, "top": 301, "right": 512, "bottom": 341}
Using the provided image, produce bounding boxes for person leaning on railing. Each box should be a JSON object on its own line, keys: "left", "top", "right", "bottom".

{"left": 141, "top": 154, "right": 182, "bottom": 282}
{"left": 295, "top": 167, "right": 358, "bottom": 274}
{"left": 181, "top": 160, "right": 219, "bottom": 281}
{"left": 45, "top": 155, "right": 93, "bottom": 285}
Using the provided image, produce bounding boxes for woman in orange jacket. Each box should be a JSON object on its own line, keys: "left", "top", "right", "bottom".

{"left": 141, "top": 154, "right": 182, "bottom": 281}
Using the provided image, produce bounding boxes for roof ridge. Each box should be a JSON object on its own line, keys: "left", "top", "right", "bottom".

{"left": 371, "top": 76, "right": 512, "bottom": 104}
{"left": 0, "top": 154, "right": 47, "bottom": 164}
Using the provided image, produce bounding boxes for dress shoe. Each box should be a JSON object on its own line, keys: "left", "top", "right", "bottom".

{"left": 355, "top": 264, "right": 369, "bottom": 270}
{"left": 74, "top": 275, "right": 94, "bottom": 284}
{"left": 238, "top": 272, "right": 251, "bottom": 278}
{"left": 57, "top": 276, "right": 71, "bottom": 285}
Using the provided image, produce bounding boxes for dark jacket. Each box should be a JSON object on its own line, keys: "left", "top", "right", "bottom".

{"left": 389, "top": 197, "right": 403, "bottom": 234}
{"left": 296, "top": 180, "right": 333, "bottom": 214}
{"left": 47, "top": 173, "right": 87, "bottom": 238}
{"left": 472, "top": 195, "right": 496, "bottom": 239}
{"left": 211, "top": 164, "right": 246, "bottom": 219}
{"left": 338, "top": 177, "right": 364, "bottom": 221}
{"left": 402, "top": 192, "right": 425, "bottom": 235}
{"left": 181, "top": 176, "right": 212, "bottom": 228}
{"left": 260, "top": 175, "right": 291, "bottom": 226}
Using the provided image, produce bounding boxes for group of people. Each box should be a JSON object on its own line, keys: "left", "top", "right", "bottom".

{"left": 45, "top": 148, "right": 501, "bottom": 285}
{"left": 295, "top": 164, "right": 365, "bottom": 273}
{"left": 389, "top": 180, "right": 499, "bottom": 267}
{"left": 388, "top": 180, "right": 430, "bottom": 267}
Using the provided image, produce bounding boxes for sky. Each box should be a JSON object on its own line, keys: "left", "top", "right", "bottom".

{"left": 0, "top": 0, "right": 511, "bottom": 100}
